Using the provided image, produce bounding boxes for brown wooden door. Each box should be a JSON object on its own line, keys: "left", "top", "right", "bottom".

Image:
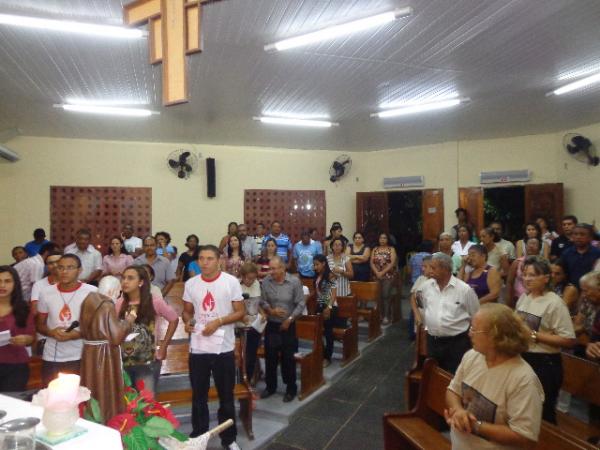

{"left": 422, "top": 189, "right": 444, "bottom": 244}
{"left": 458, "top": 187, "right": 484, "bottom": 235}
{"left": 524, "top": 183, "right": 564, "bottom": 230}
{"left": 356, "top": 192, "right": 389, "bottom": 246}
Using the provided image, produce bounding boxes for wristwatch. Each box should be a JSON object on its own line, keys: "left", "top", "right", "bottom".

{"left": 473, "top": 420, "right": 483, "bottom": 436}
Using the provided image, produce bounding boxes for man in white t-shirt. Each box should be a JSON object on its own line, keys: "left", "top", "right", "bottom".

{"left": 36, "top": 254, "right": 97, "bottom": 386}
{"left": 183, "top": 245, "right": 245, "bottom": 450}
{"left": 13, "top": 242, "right": 51, "bottom": 301}
{"left": 30, "top": 251, "right": 62, "bottom": 308}
{"left": 122, "top": 224, "right": 143, "bottom": 257}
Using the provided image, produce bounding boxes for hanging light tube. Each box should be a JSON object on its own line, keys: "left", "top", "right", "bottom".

{"left": 548, "top": 72, "right": 600, "bottom": 96}
{"left": 55, "top": 103, "right": 158, "bottom": 117}
{"left": 372, "top": 98, "right": 468, "bottom": 118}
{"left": 264, "top": 7, "right": 413, "bottom": 52}
{"left": 0, "top": 13, "right": 146, "bottom": 39}
{"left": 253, "top": 116, "right": 338, "bottom": 128}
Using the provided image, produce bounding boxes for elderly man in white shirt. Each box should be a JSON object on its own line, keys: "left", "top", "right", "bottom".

{"left": 64, "top": 229, "right": 102, "bottom": 284}
{"left": 419, "top": 252, "right": 479, "bottom": 373}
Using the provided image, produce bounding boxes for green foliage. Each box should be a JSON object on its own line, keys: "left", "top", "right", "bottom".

{"left": 142, "top": 417, "right": 174, "bottom": 438}
{"left": 122, "top": 370, "right": 132, "bottom": 388}
{"left": 170, "top": 430, "right": 188, "bottom": 442}
{"left": 123, "top": 426, "right": 148, "bottom": 450}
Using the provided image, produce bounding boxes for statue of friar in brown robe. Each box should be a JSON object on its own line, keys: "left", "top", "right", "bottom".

{"left": 79, "top": 292, "right": 133, "bottom": 422}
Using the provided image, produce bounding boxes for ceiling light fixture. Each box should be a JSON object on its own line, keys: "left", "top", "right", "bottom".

{"left": 264, "top": 7, "right": 413, "bottom": 52}
{"left": 55, "top": 104, "right": 158, "bottom": 117}
{"left": 0, "top": 13, "right": 146, "bottom": 39}
{"left": 548, "top": 72, "right": 600, "bottom": 96}
{"left": 372, "top": 98, "right": 468, "bottom": 118}
{"left": 253, "top": 116, "right": 338, "bottom": 128}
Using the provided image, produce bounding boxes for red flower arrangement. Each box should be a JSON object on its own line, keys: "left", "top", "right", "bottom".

{"left": 82, "top": 372, "right": 187, "bottom": 450}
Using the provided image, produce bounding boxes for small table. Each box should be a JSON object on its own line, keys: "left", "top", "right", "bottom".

{"left": 0, "top": 394, "right": 122, "bottom": 449}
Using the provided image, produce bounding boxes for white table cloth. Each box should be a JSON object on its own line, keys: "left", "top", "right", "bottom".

{"left": 0, "top": 394, "right": 123, "bottom": 449}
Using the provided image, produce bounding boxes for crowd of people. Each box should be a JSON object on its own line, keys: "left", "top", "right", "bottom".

{"left": 2, "top": 210, "right": 600, "bottom": 449}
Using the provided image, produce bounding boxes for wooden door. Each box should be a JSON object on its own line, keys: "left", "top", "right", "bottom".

{"left": 524, "top": 183, "right": 564, "bottom": 230}
{"left": 422, "top": 189, "right": 444, "bottom": 244}
{"left": 356, "top": 192, "right": 389, "bottom": 246}
{"left": 458, "top": 187, "right": 484, "bottom": 234}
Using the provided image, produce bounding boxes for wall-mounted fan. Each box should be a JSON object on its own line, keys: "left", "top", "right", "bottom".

{"left": 563, "top": 133, "right": 600, "bottom": 166}
{"left": 167, "top": 149, "right": 199, "bottom": 179}
{"left": 329, "top": 154, "right": 352, "bottom": 182}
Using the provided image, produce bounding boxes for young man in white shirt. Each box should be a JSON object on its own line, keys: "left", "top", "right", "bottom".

{"left": 36, "top": 254, "right": 97, "bottom": 386}
{"left": 420, "top": 252, "right": 479, "bottom": 373}
{"left": 122, "top": 224, "right": 143, "bottom": 257}
{"left": 183, "top": 245, "right": 245, "bottom": 450}
{"left": 64, "top": 229, "right": 103, "bottom": 285}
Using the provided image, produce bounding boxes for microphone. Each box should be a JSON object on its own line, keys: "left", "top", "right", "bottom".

{"left": 65, "top": 321, "right": 80, "bottom": 332}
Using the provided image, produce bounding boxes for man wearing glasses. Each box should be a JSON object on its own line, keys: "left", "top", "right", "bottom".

{"left": 36, "top": 254, "right": 97, "bottom": 386}
{"left": 418, "top": 252, "right": 480, "bottom": 373}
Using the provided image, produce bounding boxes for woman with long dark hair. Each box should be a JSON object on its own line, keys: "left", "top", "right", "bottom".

{"left": 516, "top": 222, "right": 550, "bottom": 259}
{"left": 102, "top": 236, "right": 134, "bottom": 280}
{"left": 219, "top": 222, "right": 239, "bottom": 252}
{"left": 314, "top": 254, "right": 338, "bottom": 367}
{"left": 371, "top": 233, "right": 397, "bottom": 324}
{"left": 257, "top": 238, "right": 278, "bottom": 280}
{"left": 220, "top": 235, "right": 245, "bottom": 279}
{"left": 346, "top": 231, "right": 371, "bottom": 281}
{"left": 0, "top": 265, "right": 35, "bottom": 391}
{"left": 116, "top": 266, "right": 179, "bottom": 393}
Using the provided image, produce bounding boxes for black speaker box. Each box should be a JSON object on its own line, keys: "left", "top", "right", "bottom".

{"left": 206, "top": 158, "right": 216, "bottom": 198}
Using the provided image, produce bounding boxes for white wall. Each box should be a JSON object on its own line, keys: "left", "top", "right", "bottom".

{"left": 2, "top": 121, "right": 600, "bottom": 259}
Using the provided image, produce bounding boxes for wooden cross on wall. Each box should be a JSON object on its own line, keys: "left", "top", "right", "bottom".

{"left": 124, "top": 0, "right": 224, "bottom": 106}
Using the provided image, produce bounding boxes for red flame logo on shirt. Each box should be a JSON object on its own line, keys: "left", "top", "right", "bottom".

{"left": 202, "top": 292, "right": 215, "bottom": 311}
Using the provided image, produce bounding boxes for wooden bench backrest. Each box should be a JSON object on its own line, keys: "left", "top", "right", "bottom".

{"left": 296, "top": 315, "right": 322, "bottom": 350}
{"left": 537, "top": 421, "right": 598, "bottom": 450}
{"left": 417, "top": 359, "right": 452, "bottom": 419}
{"left": 350, "top": 281, "right": 380, "bottom": 303}
{"left": 160, "top": 341, "right": 190, "bottom": 375}
{"left": 164, "top": 281, "right": 185, "bottom": 315}
{"left": 561, "top": 352, "right": 600, "bottom": 406}
{"left": 336, "top": 296, "right": 357, "bottom": 321}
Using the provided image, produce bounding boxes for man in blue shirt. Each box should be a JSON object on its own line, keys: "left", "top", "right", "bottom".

{"left": 293, "top": 230, "right": 322, "bottom": 278}
{"left": 263, "top": 221, "right": 292, "bottom": 263}
{"left": 24, "top": 228, "right": 49, "bottom": 257}
{"left": 409, "top": 240, "right": 434, "bottom": 284}
{"left": 561, "top": 223, "right": 600, "bottom": 287}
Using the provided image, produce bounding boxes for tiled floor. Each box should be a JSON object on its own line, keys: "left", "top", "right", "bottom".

{"left": 261, "top": 321, "right": 414, "bottom": 450}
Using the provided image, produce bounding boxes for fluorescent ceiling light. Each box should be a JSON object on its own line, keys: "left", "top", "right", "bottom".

{"left": 55, "top": 104, "right": 157, "bottom": 117}
{"left": 372, "top": 98, "right": 468, "bottom": 118}
{"left": 0, "top": 13, "right": 145, "bottom": 39}
{"left": 264, "top": 7, "right": 413, "bottom": 52}
{"left": 549, "top": 72, "right": 600, "bottom": 96}
{"left": 254, "top": 116, "right": 338, "bottom": 128}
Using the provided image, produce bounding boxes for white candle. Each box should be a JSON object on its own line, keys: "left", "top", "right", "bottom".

{"left": 47, "top": 373, "right": 80, "bottom": 408}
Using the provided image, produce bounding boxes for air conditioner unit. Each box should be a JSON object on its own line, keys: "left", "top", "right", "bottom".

{"left": 480, "top": 170, "right": 530, "bottom": 184}
{"left": 0, "top": 144, "right": 19, "bottom": 162}
{"left": 383, "top": 175, "right": 424, "bottom": 189}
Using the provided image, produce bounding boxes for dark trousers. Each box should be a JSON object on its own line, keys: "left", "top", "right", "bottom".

{"left": 317, "top": 305, "right": 347, "bottom": 361}
{"left": 244, "top": 328, "right": 261, "bottom": 380}
{"left": 41, "top": 360, "right": 80, "bottom": 388}
{"left": 427, "top": 331, "right": 471, "bottom": 374}
{"left": 264, "top": 321, "right": 297, "bottom": 395}
{"left": 522, "top": 352, "right": 562, "bottom": 424}
{"left": 189, "top": 352, "right": 236, "bottom": 446}
{"left": 0, "top": 363, "right": 29, "bottom": 392}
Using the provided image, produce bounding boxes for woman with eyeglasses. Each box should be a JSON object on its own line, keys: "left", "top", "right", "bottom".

{"left": 446, "top": 303, "right": 544, "bottom": 449}
{"left": 515, "top": 257, "right": 576, "bottom": 423}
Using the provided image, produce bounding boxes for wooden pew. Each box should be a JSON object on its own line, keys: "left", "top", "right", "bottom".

{"left": 333, "top": 296, "right": 359, "bottom": 367}
{"left": 384, "top": 358, "right": 596, "bottom": 450}
{"left": 350, "top": 281, "right": 382, "bottom": 342}
{"left": 164, "top": 281, "right": 185, "bottom": 315}
{"left": 557, "top": 352, "right": 600, "bottom": 440}
{"left": 295, "top": 315, "right": 325, "bottom": 400}
{"left": 26, "top": 356, "right": 43, "bottom": 390}
{"left": 256, "top": 315, "right": 325, "bottom": 400}
{"left": 404, "top": 324, "right": 427, "bottom": 410}
{"left": 299, "top": 277, "right": 317, "bottom": 315}
{"left": 156, "top": 338, "right": 254, "bottom": 440}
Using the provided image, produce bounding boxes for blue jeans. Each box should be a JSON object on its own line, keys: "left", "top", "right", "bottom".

{"left": 125, "top": 360, "right": 162, "bottom": 394}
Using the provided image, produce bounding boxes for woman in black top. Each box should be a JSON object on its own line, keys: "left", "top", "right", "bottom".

{"left": 176, "top": 234, "right": 200, "bottom": 281}
{"left": 346, "top": 231, "right": 371, "bottom": 281}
